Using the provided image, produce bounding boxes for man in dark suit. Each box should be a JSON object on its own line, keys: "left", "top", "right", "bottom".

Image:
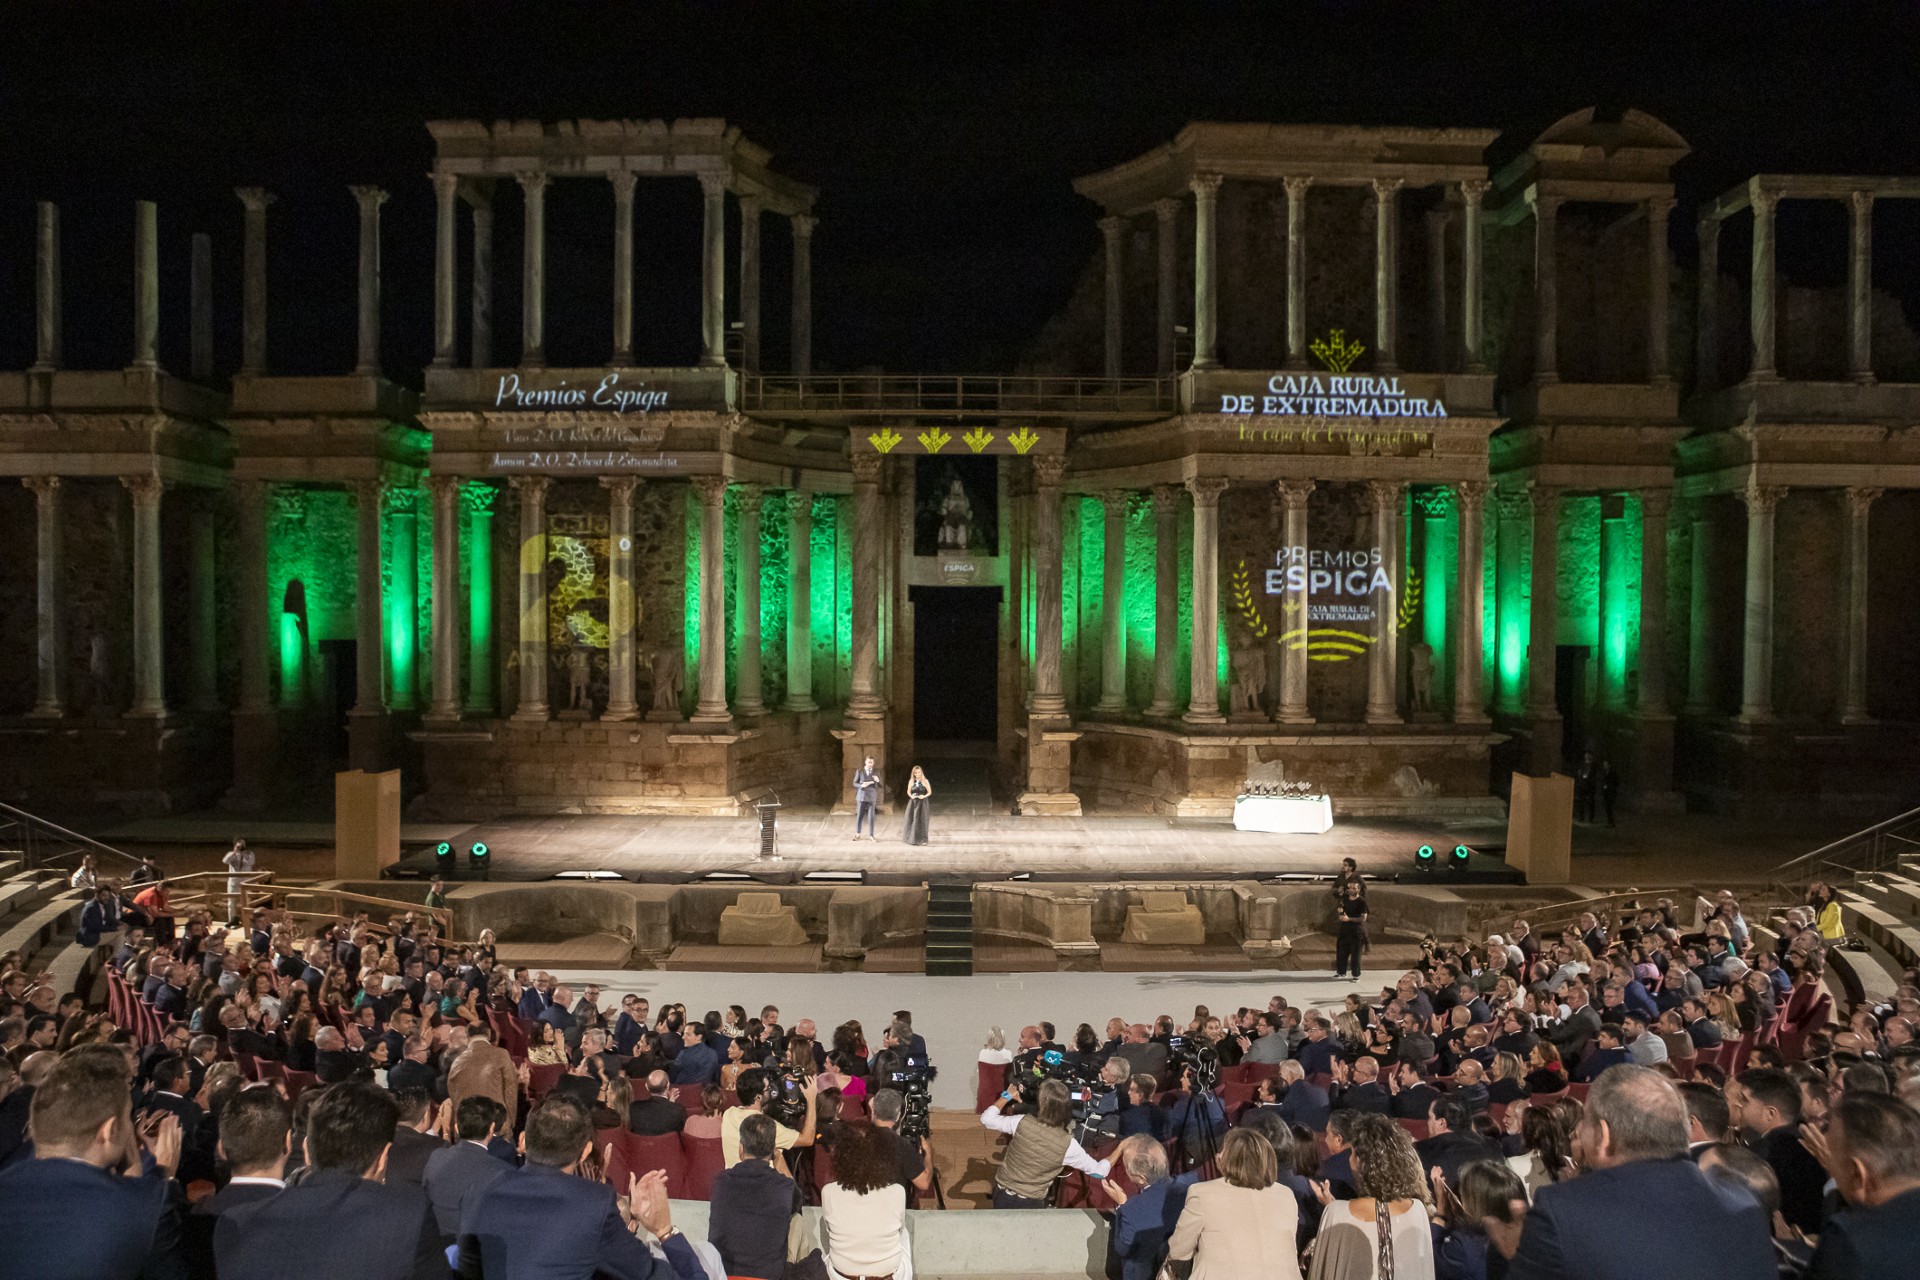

{"left": 423, "top": 1096, "right": 513, "bottom": 1238}
{"left": 0, "top": 1043, "right": 186, "bottom": 1280}
{"left": 668, "top": 1031, "right": 719, "bottom": 1085}
{"left": 1330, "top": 1056, "right": 1392, "bottom": 1114}
{"left": 139, "top": 1055, "right": 215, "bottom": 1186}
{"left": 457, "top": 1094, "right": 702, "bottom": 1279}
{"left": 1414, "top": 1096, "right": 1499, "bottom": 1189}
{"left": 614, "top": 996, "right": 651, "bottom": 1056}
{"left": 1570, "top": 1024, "right": 1635, "bottom": 1083}
{"left": 628, "top": 1071, "right": 689, "bottom": 1135}
{"left": 382, "top": 1089, "right": 445, "bottom": 1188}
{"left": 1504, "top": 1065, "right": 1775, "bottom": 1280}
{"left": 1735, "top": 1067, "right": 1829, "bottom": 1234}
{"left": 1683, "top": 997, "right": 1724, "bottom": 1049}
{"left": 312, "top": 1027, "right": 368, "bottom": 1084}
{"left": 1293, "top": 1015, "right": 1341, "bottom": 1079}
{"left": 1542, "top": 985, "right": 1602, "bottom": 1063}
{"left": 709, "top": 1112, "right": 805, "bottom": 1280}
{"left": 1388, "top": 1061, "right": 1440, "bottom": 1120}
{"left": 1272, "top": 1061, "right": 1330, "bottom": 1133}
{"left": 1808, "top": 1091, "right": 1920, "bottom": 1278}
{"left": 215, "top": 1082, "right": 443, "bottom": 1280}
{"left": 185, "top": 1085, "right": 291, "bottom": 1278}
{"left": 387, "top": 1035, "right": 438, "bottom": 1096}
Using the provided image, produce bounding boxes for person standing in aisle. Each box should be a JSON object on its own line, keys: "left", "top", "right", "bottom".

{"left": 852, "top": 757, "right": 882, "bottom": 841}
{"left": 902, "top": 766, "right": 932, "bottom": 846}
{"left": 222, "top": 838, "right": 257, "bottom": 925}
{"left": 1335, "top": 880, "right": 1369, "bottom": 982}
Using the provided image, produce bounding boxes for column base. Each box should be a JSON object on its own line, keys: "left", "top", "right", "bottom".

{"left": 1736, "top": 710, "right": 1777, "bottom": 728}
{"left": 423, "top": 707, "right": 463, "bottom": 726}
{"left": 1092, "top": 698, "right": 1128, "bottom": 716}
{"left": 783, "top": 698, "right": 818, "bottom": 714}
{"left": 1017, "top": 791, "right": 1084, "bottom": 817}
{"left": 602, "top": 703, "right": 640, "bottom": 723}
{"left": 1365, "top": 708, "right": 1404, "bottom": 726}
{"left": 1841, "top": 711, "right": 1876, "bottom": 726}
{"left": 1850, "top": 371, "right": 1877, "bottom": 386}
{"left": 734, "top": 700, "right": 768, "bottom": 720}
{"left": 1182, "top": 712, "right": 1227, "bottom": 727}
{"left": 1452, "top": 708, "right": 1492, "bottom": 727}
{"left": 24, "top": 705, "right": 64, "bottom": 721}
{"left": 123, "top": 704, "right": 168, "bottom": 721}
{"left": 1143, "top": 699, "right": 1180, "bottom": 719}
{"left": 1273, "top": 709, "right": 1315, "bottom": 726}
{"left": 511, "top": 707, "right": 551, "bottom": 722}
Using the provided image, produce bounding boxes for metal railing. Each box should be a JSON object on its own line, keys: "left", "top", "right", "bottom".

{"left": 0, "top": 802, "right": 143, "bottom": 874}
{"left": 1772, "top": 806, "right": 1920, "bottom": 896}
{"left": 739, "top": 374, "right": 1177, "bottom": 418}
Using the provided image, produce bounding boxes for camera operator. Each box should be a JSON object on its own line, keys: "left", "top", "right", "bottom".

{"left": 721, "top": 1066, "right": 817, "bottom": 1170}
{"left": 980, "top": 1078, "right": 1112, "bottom": 1208}
{"left": 869, "top": 1088, "right": 934, "bottom": 1198}
{"left": 1164, "top": 1062, "right": 1228, "bottom": 1165}
{"left": 1085, "top": 1058, "right": 1134, "bottom": 1142}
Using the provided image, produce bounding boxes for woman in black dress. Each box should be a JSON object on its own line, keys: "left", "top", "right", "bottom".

{"left": 902, "top": 765, "right": 932, "bottom": 845}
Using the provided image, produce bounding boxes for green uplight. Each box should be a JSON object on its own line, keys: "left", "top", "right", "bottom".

{"left": 278, "top": 611, "right": 305, "bottom": 707}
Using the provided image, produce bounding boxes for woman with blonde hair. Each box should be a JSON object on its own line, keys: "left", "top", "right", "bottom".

{"left": 1487, "top": 1051, "right": 1529, "bottom": 1104}
{"left": 1164, "top": 1128, "right": 1302, "bottom": 1279}
{"left": 1309, "top": 1112, "right": 1435, "bottom": 1279}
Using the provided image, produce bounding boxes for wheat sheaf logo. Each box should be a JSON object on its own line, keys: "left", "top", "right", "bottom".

{"left": 962, "top": 428, "right": 995, "bottom": 453}
{"left": 868, "top": 428, "right": 902, "bottom": 454}
{"left": 917, "top": 427, "right": 952, "bottom": 454}
{"left": 1309, "top": 328, "right": 1366, "bottom": 375}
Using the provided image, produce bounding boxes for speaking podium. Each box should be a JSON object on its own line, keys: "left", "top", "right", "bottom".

{"left": 1507, "top": 772, "right": 1574, "bottom": 884}
{"left": 335, "top": 769, "right": 401, "bottom": 880}
{"left": 754, "top": 791, "right": 781, "bottom": 861}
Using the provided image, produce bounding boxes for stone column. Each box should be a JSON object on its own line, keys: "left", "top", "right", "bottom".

{"left": 23, "top": 477, "right": 65, "bottom": 717}
{"left": 1092, "top": 490, "right": 1130, "bottom": 714}
{"left": 1451, "top": 481, "right": 1491, "bottom": 725}
{"left": 1525, "top": 484, "right": 1561, "bottom": 722}
{"left": 609, "top": 171, "right": 636, "bottom": 365}
{"left": 386, "top": 487, "right": 417, "bottom": 711}
{"left": 1685, "top": 506, "right": 1716, "bottom": 716}
{"left": 785, "top": 490, "right": 816, "bottom": 711}
{"left": 601, "top": 476, "right": 642, "bottom": 721}
{"left": 739, "top": 194, "right": 763, "bottom": 373}
{"left": 1637, "top": 490, "right": 1673, "bottom": 715}
{"left": 463, "top": 484, "right": 497, "bottom": 714}
{"left": 1275, "top": 479, "right": 1315, "bottom": 724}
{"left": 1365, "top": 480, "right": 1406, "bottom": 725}
{"left": 432, "top": 172, "right": 459, "bottom": 367}
{"left": 188, "top": 500, "right": 219, "bottom": 711}
{"left": 1646, "top": 196, "right": 1675, "bottom": 383}
{"left": 1155, "top": 198, "right": 1179, "bottom": 376}
{"left": 1749, "top": 188, "right": 1779, "bottom": 381}
{"left": 508, "top": 476, "right": 550, "bottom": 721}
{"left": 235, "top": 480, "right": 270, "bottom": 716}
{"left": 733, "top": 485, "right": 767, "bottom": 717}
{"left": 1183, "top": 476, "right": 1229, "bottom": 725}
{"left": 517, "top": 171, "right": 549, "bottom": 369}
{"left": 123, "top": 475, "right": 166, "bottom": 717}
{"left": 1849, "top": 192, "right": 1875, "bottom": 384}
{"left": 425, "top": 475, "right": 462, "bottom": 722}
{"left": 1031, "top": 455, "right": 1069, "bottom": 718}
{"left": 790, "top": 215, "right": 815, "bottom": 376}
{"left": 1460, "top": 179, "right": 1490, "bottom": 373}
{"left": 351, "top": 480, "right": 387, "bottom": 716}
{"left": 1426, "top": 208, "right": 1450, "bottom": 371}
{"left": 31, "top": 202, "right": 61, "bottom": 372}
{"left": 467, "top": 185, "right": 494, "bottom": 369}
{"left": 1145, "top": 483, "right": 1182, "bottom": 717}
{"left": 1528, "top": 192, "right": 1560, "bottom": 384}
{"left": 849, "top": 455, "right": 886, "bottom": 719}
{"left": 1098, "top": 215, "right": 1125, "bottom": 380}
{"left": 131, "top": 201, "right": 159, "bottom": 371}
{"left": 190, "top": 233, "right": 213, "bottom": 381}
{"left": 1840, "top": 486, "right": 1881, "bottom": 724}
{"left": 690, "top": 476, "right": 732, "bottom": 725}
{"left": 1283, "top": 178, "right": 1311, "bottom": 369}
{"left": 237, "top": 188, "right": 274, "bottom": 375}
{"left": 1372, "top": 178, "right": 1403, "bottom": 373}
{"left": 1190, "top": 175, "right": 1223, "bottom": 369}
{"left": 1696, "top": 216, "right": 1720, "bottom": 391}
{"left": 350, "top": 186, "right": 387, "bottom": 376}
{"left": 698, "top": 173, "right": 727, "bottom": 368}
{"left": 1737, "top": 482, "right": 1786, "bottom": 723}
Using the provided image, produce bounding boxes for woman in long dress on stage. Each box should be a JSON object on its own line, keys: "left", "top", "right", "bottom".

{"left": 902, "top": 765, "right": 932, "bottom": 845}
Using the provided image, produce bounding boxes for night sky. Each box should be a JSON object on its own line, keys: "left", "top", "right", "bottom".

{"left": 4, "top": 1, "right": 1920, "bottom": 378}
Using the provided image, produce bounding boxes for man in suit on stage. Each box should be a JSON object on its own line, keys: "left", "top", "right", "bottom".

{"left": 852, "top": 756, "right": 882, "bottom": 840}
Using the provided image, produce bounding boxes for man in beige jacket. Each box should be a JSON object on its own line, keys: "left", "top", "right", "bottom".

{"left": 447, "top": 1024, "right": 524, "bottom": 1128}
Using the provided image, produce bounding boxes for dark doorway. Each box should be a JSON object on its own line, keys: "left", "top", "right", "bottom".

{"left": 1555, "top": 644, "right": 1591, "bottom": 764}
{"left": 912, "top": 586, "right": 1000, "bottom": 741}
{"left": 318, "top": 638, "right": 358, "bottom": 760}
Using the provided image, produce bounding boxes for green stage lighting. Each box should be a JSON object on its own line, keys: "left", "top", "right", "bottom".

{"left": 468, "top": 841, "right": 491, "bottom": 879}
{"left": 1414, "top": 844, "right": 1436, "bottom": 872}
{"left": 1452, "top": 844, "right": 1472, "bottom": 867}
{"left": 434, "top": 841, "right": 455, "bottom": 875}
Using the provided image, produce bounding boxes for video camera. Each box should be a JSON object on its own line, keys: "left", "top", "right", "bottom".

{"left": 763, "top": 1064, "right": 811, "bottom": 1131}
{"left": 1009, "top": 1047, "right": 1089, "bottom": 1106}
{"left": 1166, "top": 1034, "right": 1221, "bottom": 1093}
{"left": 886, "top": 1065, "right": 937, "bottom": 1141}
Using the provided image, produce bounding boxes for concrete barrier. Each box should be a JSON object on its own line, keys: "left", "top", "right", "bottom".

{"left": 664, "top": 1202, "right": 1108, "bottom": 1280}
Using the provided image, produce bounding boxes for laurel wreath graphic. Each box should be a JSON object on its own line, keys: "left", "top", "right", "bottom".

{"left": 1396, "top": 565, "right": 1422, "bottom": 633}
{"left": 1232, "top": 560, "right": 1268, "bottom": 639}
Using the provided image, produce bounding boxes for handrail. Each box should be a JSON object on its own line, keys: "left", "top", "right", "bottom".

{"left": 280, "top": 886, "right": 454, "bottom": 938}
{"left": 1771, "top": 805, "right": 1920, "bottom": 887}
{"left": 0, "top": 801, "right": 143, "bottom": 871}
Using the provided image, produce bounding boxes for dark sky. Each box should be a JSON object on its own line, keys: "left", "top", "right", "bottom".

{"left": 4, "top": 1, "right": 1920, "bottom": 378}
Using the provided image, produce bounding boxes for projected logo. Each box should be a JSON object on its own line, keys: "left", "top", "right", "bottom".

{"left": 1233, "top": 549, "right": 1418, "bottom": 662}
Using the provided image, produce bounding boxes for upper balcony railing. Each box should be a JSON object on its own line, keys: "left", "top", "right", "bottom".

{"left": 739, "top": 374, "right": 1177, "bottom": 420}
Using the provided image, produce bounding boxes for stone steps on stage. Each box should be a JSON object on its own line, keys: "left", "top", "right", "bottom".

{"left": 926, "top": 880, "right": 975, "bottom": 976}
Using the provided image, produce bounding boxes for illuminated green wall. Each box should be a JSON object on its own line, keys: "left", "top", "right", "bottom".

{"left": 1124, "top": 496, "right": 1155, "bottom": 708}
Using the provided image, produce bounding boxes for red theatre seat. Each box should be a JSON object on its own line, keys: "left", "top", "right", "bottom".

{"left": 681, "top": 1134, "right": 724, "bottom": 1201}
{"left": 622, "top": 1131, "right": 690, "bottom": 1200}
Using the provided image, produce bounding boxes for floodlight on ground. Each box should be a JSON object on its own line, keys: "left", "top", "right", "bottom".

{"left": 1414, "top": 844, "right": 1436, "bottom": 873}
{"left": 434, "top": 842, "right": 455, "bottom": 875}
{"left": 468, "top": 841, "right": 490, "bottom": 879}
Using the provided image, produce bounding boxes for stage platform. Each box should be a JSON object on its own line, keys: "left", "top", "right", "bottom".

{"left": 390, "top": 808, "right": 1521, "bottom": 885}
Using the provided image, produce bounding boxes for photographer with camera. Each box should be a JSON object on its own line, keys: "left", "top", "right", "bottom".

{"left": 721, "top": 1066, "right": 817, "bottom": 1171}
{"left": 1085, "top": 1057, "right": 1136, "bottom": 1142}
{"left": 869, "top": 1088, "right": 935, "bottom": 1200}
{"left": 980, "top": 1078, "right": 1112, "bottom": 1208}
{"left": 1164, "top": 1060, "right": 1228, "bottom": 1169}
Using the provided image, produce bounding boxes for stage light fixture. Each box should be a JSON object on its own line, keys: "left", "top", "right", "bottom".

{"left": 1452, "top": 844, "right": 1472, "bottom": 866}
{"left": 434, "top": 841, "right": 455, "bottom": 875}
{"left": 468, "top": 841, "right": 490, "bottom": 879}
{"left": 1414, "top": 843, "right": 1436, "bottom": 872}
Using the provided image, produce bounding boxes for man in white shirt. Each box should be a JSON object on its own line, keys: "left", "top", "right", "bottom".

{"left": 221, "top": 840, "right": 257, "bottom": 925}
{"left": 721, "top": 1066, "right": 818, "bottom": 1169}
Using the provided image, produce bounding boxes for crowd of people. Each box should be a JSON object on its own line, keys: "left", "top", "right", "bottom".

{"left": 2, "top": 873, "right": 1918, "bottom": 1278}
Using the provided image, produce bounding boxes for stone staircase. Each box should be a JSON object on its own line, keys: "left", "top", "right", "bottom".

{"left": 0, "top": 864, "right": 84, "bottom": 994}
{"left": 1772, "top": 805, "right": 1920, "bottom": 1009}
